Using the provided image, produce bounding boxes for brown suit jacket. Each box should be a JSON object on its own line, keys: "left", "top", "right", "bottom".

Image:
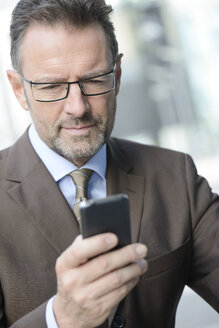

{"left": 0, "top": 130, "right": 218, "bottom": 328}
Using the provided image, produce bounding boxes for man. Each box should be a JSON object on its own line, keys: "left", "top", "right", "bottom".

{"left": 0, "top": 0, "right": 218, "bottom": 327}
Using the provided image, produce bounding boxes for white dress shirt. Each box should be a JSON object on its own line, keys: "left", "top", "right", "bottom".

{"left": 28, "top": 124, "right": 107, "bottom": 328}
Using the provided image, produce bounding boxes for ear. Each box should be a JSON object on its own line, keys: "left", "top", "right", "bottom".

{"left": 115, "top": 53, "right": 123, "bottom": 95}
{"left": 7, "top": 69, "right": 30, "bottom": 111}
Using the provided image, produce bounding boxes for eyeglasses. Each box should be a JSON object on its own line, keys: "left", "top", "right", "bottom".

{"left": 20, "top": 66, "right": 116, "bottom": 102}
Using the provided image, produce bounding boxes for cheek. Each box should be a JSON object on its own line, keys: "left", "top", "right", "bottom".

{"left": 89, "top": 94, "right": 114, "bottom": 120}
{"left": 30, "top": 102, "right": 62, "bottom": 127}
{"left": 104, "top": 94, "right": 116, "bottom": 122}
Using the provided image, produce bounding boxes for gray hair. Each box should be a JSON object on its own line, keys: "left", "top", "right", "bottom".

{"left": 10, "top": 0, "right": 118, "bottom": 73}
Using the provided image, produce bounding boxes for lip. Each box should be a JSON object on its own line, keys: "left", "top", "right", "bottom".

{"left": 61, "top": 124, "right": 95, "bottom": 136}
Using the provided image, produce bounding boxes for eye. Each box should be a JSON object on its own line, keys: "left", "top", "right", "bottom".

{"left": 85, "top": 79, "right": 105, "bottom": 84}
{"left": 39, "top": 84, "right": 63, "bottom": 90}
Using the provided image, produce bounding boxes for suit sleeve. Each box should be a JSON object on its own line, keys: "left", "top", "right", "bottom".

{"left": 185, "top": 154, "right": 219, "bottom": 311}
{"left": 9, "top": 302, "right": 47, "bottom": 328}
{"left": 0, "top": 283, "right": 7, "bottom": 327}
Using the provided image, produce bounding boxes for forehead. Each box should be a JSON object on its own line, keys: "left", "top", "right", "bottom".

{"left": 21, "top": 23, "right": 112, "bottom": 79}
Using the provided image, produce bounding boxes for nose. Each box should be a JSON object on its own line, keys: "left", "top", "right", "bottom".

{"left": 63, "top": 82, "right": 90, "bottom": 117}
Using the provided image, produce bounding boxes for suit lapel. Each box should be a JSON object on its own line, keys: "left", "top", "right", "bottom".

{"left": 6, "top": 132, "right": 145, "bottom": 252}
{"left": 6, "top": 131, "right": 79, "bottom": 254}
{"left": 106, "top": 139, "right": 145, "bottom": 243}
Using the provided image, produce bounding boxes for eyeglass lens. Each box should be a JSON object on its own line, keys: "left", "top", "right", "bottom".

{"left": 32, "top": 72, "right": 115, "bottom": 101}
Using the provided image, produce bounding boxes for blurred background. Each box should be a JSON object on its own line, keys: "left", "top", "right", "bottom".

{"left": 0, "top": 0, "right": 218, "bottom": 326}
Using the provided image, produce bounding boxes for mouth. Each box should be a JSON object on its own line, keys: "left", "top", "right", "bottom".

{"left": 61, "top": 124, "right": 95, "bottom": 136}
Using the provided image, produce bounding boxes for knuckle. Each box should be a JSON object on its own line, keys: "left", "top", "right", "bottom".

{"left": 92, "top": 302, "right": 105, "bottom": 317}
{"left": 73, "top": 245, "right": 89, "bottom": 265}
{"left": 62, "top": 272, "right": 78, "bottom": 291}
{"left": 126, "top": 245, "right": 136, "bottom": 262}
{"left": 62, "top": 275, "right": 73, "bottom": 291}
{"left": 56, "top": 268, "right": 79, "bottom": 293}
{"left": 73, "top": 248, "right": 83, "bottom": 262}
{"left": 134, "top": 261, "right": 143, "bottom": 275}
{"left": 98, "top": 256, "right": 111, "bottom": 272}
{"left": 74, "top": 292, "right": 87, "bottom": 308}
{"left": 112, "top": 270, "right": 122, "bottom": 287}
{"left": 93, "top": 302, "right": 110, "bottom": 317}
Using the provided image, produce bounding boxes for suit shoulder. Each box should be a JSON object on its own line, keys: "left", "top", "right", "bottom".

{"left": 108, "top": 137, "right": 197, "bottom": 178}
{"left": 0, "top": 146, "right": 10, "bottom": 159}
{"left": 0, "top": 146, "right": 11, "bottom": 178}
{"left": 0, "top": 146, "right": 10, "bottom": 164}
{"left": 110, "top": 137, "right": 188, "bottom": 161}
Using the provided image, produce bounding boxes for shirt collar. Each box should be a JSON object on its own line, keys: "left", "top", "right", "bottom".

{"left": 28, "top": 124, "right": 106, "bottom": 182}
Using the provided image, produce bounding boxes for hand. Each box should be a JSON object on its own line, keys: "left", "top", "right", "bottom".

{"left": 53, "top": 233, "right": 148, "bottom": 328}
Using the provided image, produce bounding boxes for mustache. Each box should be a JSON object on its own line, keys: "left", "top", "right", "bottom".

{"left": 58, "top": 113, "right": 103, "bottom": 128}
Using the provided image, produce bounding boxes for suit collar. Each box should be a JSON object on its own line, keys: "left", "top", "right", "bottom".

{"left": 6, "top": 129, "right": 40, "bottom": 182}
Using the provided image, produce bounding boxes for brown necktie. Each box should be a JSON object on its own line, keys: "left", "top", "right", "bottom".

{"left": 69, "top": 168, "right": 93, "bottom": 228}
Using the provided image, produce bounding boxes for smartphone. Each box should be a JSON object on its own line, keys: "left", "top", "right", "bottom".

{"left": 79, "top": 194, "right": 132, "bottom": 248}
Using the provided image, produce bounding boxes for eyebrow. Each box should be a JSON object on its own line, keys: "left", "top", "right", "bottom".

{"left": 33, "top": 76, "right": 67, "bottom": 83}
{"left": 81, "top": 68, "right": 111, "bottom": 79}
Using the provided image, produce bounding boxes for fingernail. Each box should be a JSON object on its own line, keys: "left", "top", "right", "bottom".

{"left": 106, "top": 234, "right": 117, "bottom": 246}
{"left": 135, "top": 244, "right": 147, "bottom": 256}
{"left": 138, "top": 259, "right": 148, "bottom": 272}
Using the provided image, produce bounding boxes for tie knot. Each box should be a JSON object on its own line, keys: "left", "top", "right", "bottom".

{"left": 70, "top": 168, "right": 93, "bottom": 191}
{"left": 69, "top": 169, "right": 93, "bottom": 229}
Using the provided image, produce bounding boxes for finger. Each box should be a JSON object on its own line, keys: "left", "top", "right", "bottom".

{"left": 86, "top": 259, "right": 148, "bottom": 299}
{"left": 97, "top": 277, "right": 140, "bottom": 314}
{"left": 81, "top": 243, "right": 147, "bottom": 282}
{"left": 56, "top": 233, "right": 118, "bottom": 272}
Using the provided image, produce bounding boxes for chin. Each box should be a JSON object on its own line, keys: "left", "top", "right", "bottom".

{"left": 52, "top": 134, "right": 105, "bottom": 161}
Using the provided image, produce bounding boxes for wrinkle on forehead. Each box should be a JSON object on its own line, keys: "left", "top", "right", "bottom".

{"left": 21, "top": 23, "right": 112, "bottom": 79}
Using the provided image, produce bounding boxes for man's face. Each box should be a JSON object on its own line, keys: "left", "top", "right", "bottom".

{"left": 9, "top": 23, "right": 121, "bottom": 166}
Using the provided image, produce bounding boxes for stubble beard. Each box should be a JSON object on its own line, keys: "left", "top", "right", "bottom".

{"left": 51, "top": 115, "right": 108, "bottom": 161}
{"left": 30, "top": 100, "right": 116, "bottom": 163}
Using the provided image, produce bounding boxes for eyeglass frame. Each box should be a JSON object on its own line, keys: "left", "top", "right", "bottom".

{"left": 20, "top": 64, "right": 117, "bottom": 103}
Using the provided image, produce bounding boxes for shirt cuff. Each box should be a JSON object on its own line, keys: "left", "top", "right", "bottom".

{"left": 46, "top": 296, "right": 58, "bottom": 328}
